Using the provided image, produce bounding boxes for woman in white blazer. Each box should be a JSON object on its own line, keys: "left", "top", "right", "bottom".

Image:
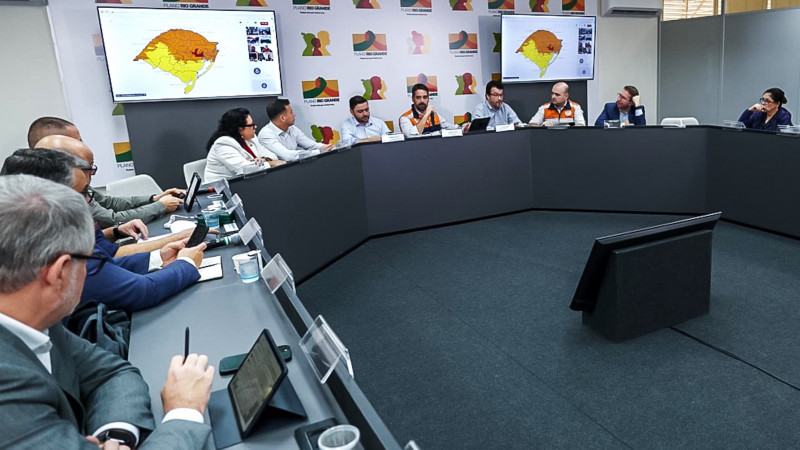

{"left": 204, "top": 107, "right": 285, "bottom": 183}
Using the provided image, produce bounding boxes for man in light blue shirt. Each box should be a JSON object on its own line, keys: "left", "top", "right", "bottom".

{"left": 341, "top": 96, "right": 390, "bottom": 145}
{"left": 468, "top": 80, "right": 521, "bottom": 131}
{"left": 258, "top": 99, "right": 333, "bottom": 162}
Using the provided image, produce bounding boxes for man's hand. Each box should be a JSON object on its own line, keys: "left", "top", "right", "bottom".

{"left": 117, "top": 219, "right": 149, "bottom": 240}
{"left": 178, "top": 242, "right": 206, "bottom": 268}
{"left": 632, "top": 95, "right": 641, "bottom": 107}
{"left": 161, "top": 354, "right": 215, "bottom": 415}
{"left": 158, "top": 195, "right": 183, "bottom": 212}
{"left": 85, "top": 435, "right": 131, "bottom": 450}
{"left": 268, "top": 160, "right": 287, "bottom": 167}
{"left": 319, "top": 144, "right": 334, "bottom": 151}
{"left": 154, "top": 188, "right": 187, "bottom": 202}
{"left": 160, "top": 238, "right": 188, "bottom": 267}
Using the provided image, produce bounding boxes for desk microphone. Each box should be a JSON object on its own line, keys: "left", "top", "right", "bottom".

{"left": 197, "top": 187, "right": 216, "bottom": 195}
{"left": 205, "top": 233, "right": 242, "bottom": 249}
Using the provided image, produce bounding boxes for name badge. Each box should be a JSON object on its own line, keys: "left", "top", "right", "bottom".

{"left": 381, "top": 133, "right": 405, "bottom": 143}
{"left": 494, "top": 123, "right": 515, "bottom": 133}
{"left": 441, "top": 128, "right": 463, "bottom": 138}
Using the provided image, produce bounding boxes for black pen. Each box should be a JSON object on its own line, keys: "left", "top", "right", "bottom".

{"left": 184, "top": 326, "right": 190, "bottom": 361}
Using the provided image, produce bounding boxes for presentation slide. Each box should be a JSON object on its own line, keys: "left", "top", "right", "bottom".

{"left": 97, "top": 7, "right": 282, "bottom": 103}
{"left": 501, "top": 15, "right": 595, "bottom": 83}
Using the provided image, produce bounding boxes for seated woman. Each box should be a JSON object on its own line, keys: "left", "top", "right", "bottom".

{"left": 738, "top": 87, "right": 793, "bottom": 132}
{"left": 204, "top": 107, "right": 285, "bottom": 183}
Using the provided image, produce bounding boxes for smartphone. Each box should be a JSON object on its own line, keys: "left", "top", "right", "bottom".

{"left": 187, "top": 224, "right": 209, "bottom": 247}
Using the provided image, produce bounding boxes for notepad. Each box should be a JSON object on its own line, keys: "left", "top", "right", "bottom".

{"left": 198, "top": 256, "right": 223, "bottom": 282}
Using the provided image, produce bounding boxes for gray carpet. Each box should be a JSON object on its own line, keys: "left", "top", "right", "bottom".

{"left": 298, "top": 211, "right": 800, "bottom": 449}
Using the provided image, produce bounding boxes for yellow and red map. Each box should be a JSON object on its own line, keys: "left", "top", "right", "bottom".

{"left": 134, "top": 29, "right": 219, "bottom": 94}
{"left": 515, "top": 30, "right": 562, "bottom": 77}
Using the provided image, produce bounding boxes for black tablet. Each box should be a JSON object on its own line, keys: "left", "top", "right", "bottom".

{"left": 468, "top": 117, "right": 491, "bottom": 133}
{"left": 184, "top": 172, "right": 202, "bottom": 212}
{"left": 227, "top": 329, "right": 288, "bottom": 439}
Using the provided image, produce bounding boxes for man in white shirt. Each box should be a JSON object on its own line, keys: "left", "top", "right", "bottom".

{"left": 0, "top": 174, "right": 215, "bottom": 449}
{"left": 341, "top": 95, "right": 390, "bottom": 145}
{"left": 467, "top": 80, "right": 521, "bottom": 131}
{"left": 529, "top": 81, "right": 586, "bottom": 127}
{"left": 257, "top": 99, "right": 333, "bottom": 161}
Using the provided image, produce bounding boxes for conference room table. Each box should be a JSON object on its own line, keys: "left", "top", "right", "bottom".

{"left": 223, "top": 124, "right": 800, "bottom": 282}
{"left": 129, "top": 195, "right": 402, "bottom": 450}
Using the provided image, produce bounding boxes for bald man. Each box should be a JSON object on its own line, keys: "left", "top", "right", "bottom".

{"left": 528, "top": 81, "right": 586, "bottom": 127}
{"left": 34, "top": 133, "right": 184, "bottom": 228}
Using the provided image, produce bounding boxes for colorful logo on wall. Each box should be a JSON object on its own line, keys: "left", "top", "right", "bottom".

{"left": 563, "top": 0, "right": 585, "bottom": 14}
{"left": 455, "top": 73, "right": 477, "bottom": 95}
{"left": 303, "top": 77, "right": 340, "bottom": 105}
{"left": 489, "top": 0, "right": 514, "bottom": 10}
{"left": 408, "top": 31, "right": 431, "bottom": 54}
{"left": 294, "top": 0, "right": 329, "bottom": 4}
{"left": 493, "top": 33, "right": 501, "bottom": 53}
{"left": 449, "top": 31, "right": 478, "bottom": 50}
{"left": 406, "top": 73, "right": 438, "bottom": 96}
{"left": 401, "top": 0, "right": 432, "bottom": 14}
{"left": 362, "top": 76, "right": 387, "bottom": 100}
{"left": 454, "top": 112, "right": 472, "bottom": 126}
{"left": 530, "top": 0, "right": 549, "bottom": 12}
{"left": 354, "top": 0, "right": 380, "bottom": 7}
{"left": 236, "top": 0, "right": 268, "bottom": 6}
{"left": 294, "top": 0, "right": 331, "bottom": 13}
{"left": 163, "top": 0, "right": 209, "bottom": 8}
{"left": 450, "top": 0, "right": 472, "bottom": 10}
{"left": 302, "top": 32, "right": 331, "bottom": 56}
{"left": 96, "top": 0, "right": 132, "bottom": 3}
{"left": 353, "top": 31, "right": 387, "bottom": 52}
{"left": 113, "top": 142, "right": 132, "bottom": 163}
{"left": 311, "top": 125, "right": 340, "bottom": 145}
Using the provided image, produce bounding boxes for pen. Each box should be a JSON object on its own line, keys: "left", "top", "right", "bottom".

{"left": 184, "top": 326, "right": 190, "bottom": 361}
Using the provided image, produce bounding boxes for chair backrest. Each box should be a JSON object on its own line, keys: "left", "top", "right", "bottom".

{"left": 105, "top": 174, "right": 163, "bottom": 198}
{"left": 660, "top": 117, "right": 700, "bottom": 127}
{"left": 183, "top": 159, "right": 207, "bottom": 187}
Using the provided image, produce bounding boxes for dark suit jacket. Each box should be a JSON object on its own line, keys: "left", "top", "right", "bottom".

{"left": 738, "top": 107, "right": 793, "bottom": 131}
{"left": 81, "top": 229, "right": 201, "bottom": 313}
{"left": 0, "top": 323, "right": 212, "bottom": 449}
{"left": 594, "top": 102, "right": 647, "bottom": 126}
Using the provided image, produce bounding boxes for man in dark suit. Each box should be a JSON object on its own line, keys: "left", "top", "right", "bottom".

{"left": 0, "top": 174, "right": 214, "bottom": 449}
{"left": 594, "top": 85, "right": 647, "bottom": 127}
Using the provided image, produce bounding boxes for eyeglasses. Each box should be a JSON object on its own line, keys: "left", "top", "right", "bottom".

{"left": 67, "top": 253, "right": 110, "bottom": 276}
{"left": 80, "top": 187, "right": 95, "bottom": 203}
{"left": 488, "top": 93, "right": 504, "bottom": 98}
{"left": 759, "top": 98, "right": 776, "bottom": 105}
{"left": 243, "top": 123, "right": 257, "bottom": 128}
{"left": 79, "top": 164, "right": 98, "bottom": 175}
{"left": 617, "top": 93, "right": 632, "bottom": 102}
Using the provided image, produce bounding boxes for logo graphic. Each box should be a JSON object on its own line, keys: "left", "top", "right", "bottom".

{"left": 294, "top": 0, "right": 329, "bottom": 4}
{"left": 408, "top": 31, "right": 431, "bottom": 54}
{"left": 113, "top": 142, "right": 132, "bottom": 163}
{"left": 455, "top": 73, "right": 476, "bottom": 95}
{"left": 163, "top": 0, "right": 209, "bottom": 7}
{"left": 401, "top": 0, "right": 431, "bottom": 6}
{"left": 354, "top": 0, "right": 380, "bottom": 7}
{"left": 302, "top": 77, "right": 339, "bottom": 99}
{"left": 530, "top": 0, "right": 548, "bottom": 12}
{"left": 489, "top": 0, "right": 514, "bottom": 9}
{"left": 450, "top": 0, "right": 472, "bottom": 10}
{"left": 311, "top": 125, "right": 340, "bottom": 145}
{"left": 449, "top": 31, "right": 478, "bottom": 50}
{"left": 236, "top": 0, "right": 268, "bottom": 5}
{"left": 353, "top": 31, "right": 387, "bottom": 52}
{"left": 301, "top": 32, "right": 331, "bottom": 56}
{"left": 491, "top": 72, "right": 501, "bottom": 82}
{"left": 406, "top": 73, "right": 437, "bottom": 94}
{"left": 493, "top": 33, "right": 501, "bottom": 53}
{"left": 454, "top": 112, "right": 472, "bottom": 126}
{"left": 563, "top": 0, "right": 585, "bottom": 13}
{"left": 96, "top": 0, "right": 132, "bottom": 3}
{"left": 362, "top": 76, "right": 387, "bottom": 100}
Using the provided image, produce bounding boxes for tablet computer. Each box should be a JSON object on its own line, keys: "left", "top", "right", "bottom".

{"left": 227, "top": 329, "right": 288, "bottom": 439}
{"left": 184, "top": 172, "right": 202, "bottom": 212}
{"left": 468, "top": 117, "right": 491, "bottom": 133}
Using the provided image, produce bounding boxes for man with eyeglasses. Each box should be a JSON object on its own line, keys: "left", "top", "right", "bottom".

{"left": 594, "top": 85, "right": 646, "bottom": 127}
{"left": 1, "top": 148, "right": 206, "bottom": 314}
{"left": 465, "top": 80, "right": 522, "bottom": 132}
{"left": 29, "top": 118, "right": 186, "bottom": 228}
{"left": 0, "top": 173, "right": 215, "bottom": 449}
{"left": 258, "top": 98, "right": 333, "bottom": 161}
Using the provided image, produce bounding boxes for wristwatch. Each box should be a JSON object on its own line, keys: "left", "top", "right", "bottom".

{"left": 96, "top": 428, "right": 137, "bottom": 447}
{"left": 112, "top": 222, "right": 125, "bottom": 239}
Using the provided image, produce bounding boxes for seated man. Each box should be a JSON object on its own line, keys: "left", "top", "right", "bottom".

{"left": 341, "top": 95, "right": 390, "bottom": 145}
{"left": 469, "top": 80, "right": 521, "bottom": 130}
{"left": 0, "top": 173, "right": 214, "bottom": 449}
{"left": 399, "top": 83, "right": 457, "bottom": 137}
{"left": 529, "top": 81, "right": 586, "bottom": 127}
{"left": 29, "top": 117, "right": 185, "bottom": 228}
{"left": 258, "top": 99, "right": 333, "bottom": 161}
{"left": 594, "top": 85, "right": 646, "bottom": 126}
{"left": 2, "top": 148, "right": 206, "bottom": 313}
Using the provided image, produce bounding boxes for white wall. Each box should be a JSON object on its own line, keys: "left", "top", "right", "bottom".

{"left": 0, "top": 5, "right": 69, "bottom": 160}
